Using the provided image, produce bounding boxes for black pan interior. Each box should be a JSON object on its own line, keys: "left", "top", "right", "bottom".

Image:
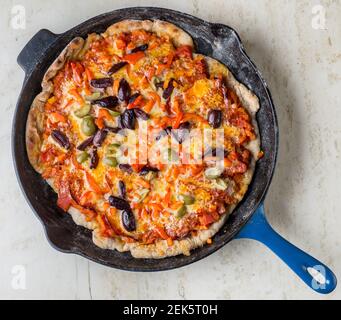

{"left": 12, "top": 7, "right": 278, "bottom": 271}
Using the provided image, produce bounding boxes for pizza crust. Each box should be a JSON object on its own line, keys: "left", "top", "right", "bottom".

{"left": 26, "top": 20, "right": 260, "bottom": 259}
{"left": 102, "top": 19, "right": 194, "bottom": 48}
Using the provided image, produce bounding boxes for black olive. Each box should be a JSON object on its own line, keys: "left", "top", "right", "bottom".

{"left": 104, "top": 126, "right": 120, "bottom": 134}
{"left": 154, "top": 80, "right": 164, "bottom": 90}
{"left": 118, "top": 78, "right": 131, "bottom": 103}
{"left": 51, "top": 130, "right": 70, "bottom": 150}
{"left": 91, "top": 96, "right": 118, "bottom": 108}
{"left": 128, "top": 93, "right": 140, "bottom": 104}
{"left": 171, "top": 122, "right": 190, "bottom": 144}
{"left": 89, "top": 147, "right": 99, "bottom": 169}
{"left": 107, "top": 61, "right": 128, "bottom": 75}
{"left": 133, "top": 108, "right": 149, "bottom": 120}
{"left": 121, "top": 209, "right": 136, "bottom": 232}
{"left": 129, "top": 44, "right": 148, "bottom": 53}
{"left": 139, "top": 166, "right": 159, "bottom": 176}
{"left": 162, "top": 79, "right": 175, "bottom": 99}
{"left": 119, "top": 164, "right": 133, "bottom": 174}
{"left": 77, "top": 136, "right": 94, "bottom": 151}
{"left": 204, "top": 148, "right": 229, "bottom": 159}
{"left": 93, "top": 129, "right": 108, "bottom": 147}
{"left": 118, "top": 180, "right": 126, "bottom": 199}
{"left": 108, "top": 195, "right": 130, "bottom": 211}
{"left": 121, "top": 109, "right": 135, "bottom": 129}
{"left": 90, "top": 78, "right": 113, "bottom": 88}
{"left": 155, "top": 126, "right": 172, "bottom": 141}
{"left": 207, "top": 109, "right": 222, "bottom": 128}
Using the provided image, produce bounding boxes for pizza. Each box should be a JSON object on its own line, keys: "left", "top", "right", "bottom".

{"left": 26, "top": 20, "right": 261, "bottom": 258}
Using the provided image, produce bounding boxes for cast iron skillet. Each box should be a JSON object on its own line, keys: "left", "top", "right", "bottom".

{"left": 13, "top": 7, "right": 336, "bottom": 293}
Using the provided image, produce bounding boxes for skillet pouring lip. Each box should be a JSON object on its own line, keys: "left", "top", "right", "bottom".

{"left": 12, "top": 6, "right": 279, "bottom": 271}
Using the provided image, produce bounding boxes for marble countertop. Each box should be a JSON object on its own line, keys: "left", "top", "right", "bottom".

{"left": 1, "top": 0, "right": 340, "bottom": 299}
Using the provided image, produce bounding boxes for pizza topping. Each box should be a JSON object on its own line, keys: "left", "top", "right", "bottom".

{"left": 133, "top": 108, "right": 149, "bottom": 120}
{"left": 118, "top": 180, "right": 126, "bottom": 199}
{"left": 162, "top": 78, "right": 175, "bottom": 99}
{"left": 176, "top": 205, "right": 187, "bottom": 219}
{"left": 129, "top": 43, "right": 148, "bottom": 54}
{"left": 139, "top": 166, "right": 159, "bottom": 176}
{"left": 119, "top": 163, "right": 133, "bottom": 173}
{"left": 103, "top": 156, "right": 118, "bottom": 167}
{"left": 89, "top": 147, "right": 99, "bottom": 169}
{"left": 85, "top": 92, "right": 102, "bottom": 101}
{"left": 91, "top": 96, "right": 118, "bottom": 108}
{"left": 77, "top": 136, "right": 94, "bottom": 150}
{"left": 76, "top": 151, "right": 89, "bottom": 163}
{"left": 74, "top": 104, "right": 91, "bottom": 118}
{"left": 171, "top": 121, "right": 190, "bottom": 144}
{"left": 121, "top": 209, "right": 136, "bottom": 232}
{"left": 109, "top": 195, "right": 130, "bottom": 211}
{"left": 207, "top": 109, "right": 222, "bottom": 128}
{"left": 205, "top": 167, "right": 223, "bottom": 179}
{"left": 155, "top": 126, "right": 172, "bottom": 141}
{"left": 107, "top": 61, "right": 128, "bottom": 75}
{"left": 120, "top": 109, "right": 136, "bottom": 129}
{"left": 128, "top": 93, "right": 140, "bottom": 104}
{"left": 93, "top": 129, "right": 108, "bottom": 147}
{"left": 51, "top": 130, "right": 70, "bottom": 150}
{"left": 57, "top": 177, "right": 72, "bottom": 211}
{"left": 213, "top": 178, "right": 228, "bottom": 191}
{"left": 154, "top": 80, "right": 164, "bottom": 90}
{"left": 117, "top": 78, "right": 131, "bottom": 103}
{"left": 123, "top": 51, "right": 145, "bottom": 64}
{"left": 204, "top": 147, "right": 229, "bottom": 159}
{"left": 90, "top": 77, "right": 113, "bottom": 88}
{"left": 179, "top": 194, "right": 195, "bottom": 205}
{"left": 81, "top": 116, "right": 97, "bottom": 136}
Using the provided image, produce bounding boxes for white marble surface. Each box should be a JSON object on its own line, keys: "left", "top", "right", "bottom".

{"left": 1, "top": 0, "right": 340, "bottom": 300}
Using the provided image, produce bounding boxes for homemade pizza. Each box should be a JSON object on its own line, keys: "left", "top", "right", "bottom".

{"left": 26, "top": 20, "right": 261, "bottom": 258}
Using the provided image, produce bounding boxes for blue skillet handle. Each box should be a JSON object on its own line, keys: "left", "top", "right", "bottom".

{"left": 235, "top": 203, "right": 337, "bottom": 294}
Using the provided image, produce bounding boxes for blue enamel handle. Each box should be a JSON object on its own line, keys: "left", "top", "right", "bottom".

{"left": 235, "top": 203, "right": 337, "bottom": 294}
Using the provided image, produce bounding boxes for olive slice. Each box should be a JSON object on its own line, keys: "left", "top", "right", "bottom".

{"left": 90, "top": 78, "right": 113, "bottom": 88}
{"left": 108, "top": 196, "right": 131, "bottom": 211}
{"left": 77, "top": 151, "right": 89, "bottom": 163}
{"left": 207, "top": 109, "right": 222, "bottom": 128}
{"left": 51, "top": 130, "right": 70, "bottom": 150}
{"left": 81, "top": 116, "right": 97, "bottom": 136}
{"left": 93, "top": 129, "right": 108, "bottom": 147}
{"left": 129, "top": 44, "right": 148, "bottom": 53}
{"left": 121, "top": 209, "right": 136, "bottom": 232}
{"left": 107, "top": 61, "right": 128, "bottom": 75}
{"left": 118, "top": 180, "right": 126, "bottom": 199}
{"left": 103, "top": 156, "right": 118, "bottom": 167}
{"left": 179, "top": 194, "right": 195, "bottom": 205}
{"left": 176, "top": 205, "right": 187, "bottom": 219}
{"left": 91, "top": 96, "right": 118, "bottom": 108}
{"left": 89, "top": 147, "right": 99, "bottom": 169}
{"left": 118, "top": 78, "right": 131, "bottom": 103}
{"left": 74, "top": 104, "right": 91, "bottom": 118}
{"left": 77, "top": 136, "right": 94, "bottom": 150}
